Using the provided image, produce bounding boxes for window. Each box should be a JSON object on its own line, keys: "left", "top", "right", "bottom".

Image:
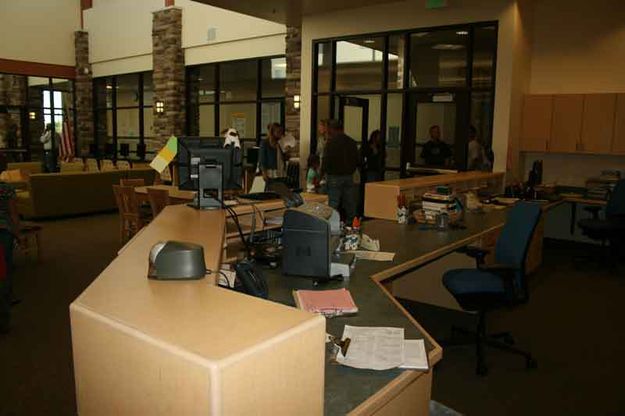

{"left": 93, "top": 72, "right": 153, "bottom": 159}
{"left": 312, "top": 22, "right": 497, "bottom": 173}
{"left": 335, "top": 38, "right": 384, "bottom": 91}
{"left": 409, "top": 30, "right": 468, "bottom": 88}
{"left": 186, "top": 56, "right": 285, "bottom": 144}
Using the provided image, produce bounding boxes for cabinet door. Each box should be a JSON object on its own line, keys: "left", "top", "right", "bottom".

{"left": 520, "top": 95, "right": 552, "bottom": 152}
{"left": 581, "top": 94, "right": 616, "bottom": 154}
{"left": 549, "top": 95, "right": 583, "bottom": 153}
{"left": 613, "top": 94, "right": 625, "bottom": 154}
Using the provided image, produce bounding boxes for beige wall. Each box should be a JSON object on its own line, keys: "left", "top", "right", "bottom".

{"left": 0, "top": 0, "right": 80, "bottom": 66}
{"left": 300, "top": 0, "right": 520, "bottom": 174}
{"left": 529, "top": 0, "right": 625, "bottom": 94}
{"left": 84, "top": 0, "right": 286, "bottom": 77}
{"left": 520, "top": 0, "right": 625, "bottom": 185}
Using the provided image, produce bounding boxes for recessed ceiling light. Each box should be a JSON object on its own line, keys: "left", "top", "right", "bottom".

{"left": 363, "top": 39, "right": 376, "bottom": 44}
{"left": 456, "top": 30, "right": 469, "bottom": 36}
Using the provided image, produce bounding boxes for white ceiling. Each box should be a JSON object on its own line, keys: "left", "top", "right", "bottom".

{"left": 191, "top": 0, "right": 401, "bottom": 25}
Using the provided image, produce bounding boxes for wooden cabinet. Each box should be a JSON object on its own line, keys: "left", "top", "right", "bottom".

{"left": 580, "top": 94, "right": 616, "bottom": 154}
{"left": 612, "top": 94, "right": 625, "bottom": 154}
{"left": 549, "top": 94, "right": 584, "bottom": 153}
{"left": 520, "top": 95, "right": 552, "bottom": 152}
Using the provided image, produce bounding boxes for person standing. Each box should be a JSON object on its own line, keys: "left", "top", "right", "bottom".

{"left": 316, "top": 119, "right": 329, "bottom": 163}
{"left": 467, "top": 125, "right": 491, "bottom": 171}
{"left": 363, "top": 129, "right": 384, "bottom": 182}
{"left": 0, "top": 181, "right": 20, "bottom": 333}
{"left": 40, "top": 123, "right": 59, "bottom": 173}
{"left": 321, "top": 119, "right": 359, "bottom": 222}
{"left": 259, "top": 123, "right": 281, "bottom": 181}
{"left": 420, "top": 125, "right": 452, "bottom": 167}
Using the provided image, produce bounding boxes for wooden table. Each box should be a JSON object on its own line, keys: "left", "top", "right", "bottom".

{"left": 134, "top": 184, "right": 195, "bottom": 204}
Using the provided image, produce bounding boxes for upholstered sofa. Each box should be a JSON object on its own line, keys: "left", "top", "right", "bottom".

{"left": 15, "top": 168, "right": 155, "bottom": 219}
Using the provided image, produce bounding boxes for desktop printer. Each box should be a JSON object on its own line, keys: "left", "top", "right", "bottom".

{"left": 282, "top": 202, "right": 346, "bottom": 278}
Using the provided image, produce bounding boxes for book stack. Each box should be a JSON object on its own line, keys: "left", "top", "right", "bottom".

{"left": 421, "top": 191, "right": 458, "bottom": 221}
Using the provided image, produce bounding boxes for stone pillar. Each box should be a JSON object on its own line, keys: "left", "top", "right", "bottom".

{"left": 285, "top": 26, "right": 301, "bottom": 147}
{"left": 75, "top": 31, "right": 94, "bottom": 156}
{"left": 152, "top": 7, "right": 184, "bottom": 149}
{"left": 0, "top": 74, "right": 28, "bottom": 148}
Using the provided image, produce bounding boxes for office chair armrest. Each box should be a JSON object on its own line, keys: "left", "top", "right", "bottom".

{"left": 583, "top": 205, "right": 602, "bottom": 220}
{"left": 457, "top": 245, "right": 490, "bottom": 267}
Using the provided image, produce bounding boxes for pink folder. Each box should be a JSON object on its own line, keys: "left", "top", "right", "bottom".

{"left": 293, "top": 288, "right": 358, "bottom": 316}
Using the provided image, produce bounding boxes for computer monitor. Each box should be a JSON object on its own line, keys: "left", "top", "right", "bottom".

{"left": 177, "top": 137, "right": 242, "bottom": 209}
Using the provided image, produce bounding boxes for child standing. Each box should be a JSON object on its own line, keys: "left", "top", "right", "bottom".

{"left": 306, "top": 154, "right": 321, "bottom": 193}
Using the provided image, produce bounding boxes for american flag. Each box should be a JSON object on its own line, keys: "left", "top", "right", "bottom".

{"left": 59, "top": 99, "right": 75, "bottom": 162}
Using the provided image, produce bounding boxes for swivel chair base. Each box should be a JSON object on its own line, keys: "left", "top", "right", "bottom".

{"left": 442, "top": 311, "right": 537, "bottom": 376}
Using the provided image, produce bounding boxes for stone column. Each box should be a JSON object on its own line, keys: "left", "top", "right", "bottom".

{"left": 152, "top": 6, "right": 184, "bottom": 149}
{"left": 0, "top": 74, "right": 28, "bottom": 148}
{"left": 75, "top": 30, "right": 94, "bottom": 156}
{"left": 285, "top": 26, "right": 301, "bottom": 147}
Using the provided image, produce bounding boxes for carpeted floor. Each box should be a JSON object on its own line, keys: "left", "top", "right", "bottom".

{"left": 0, "top": 214, "right": 624, "bottom": 415}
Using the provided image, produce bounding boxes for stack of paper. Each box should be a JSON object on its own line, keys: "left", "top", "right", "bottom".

{"left": 335, "top": 325, "right": 429, "bottom": 371}
{"left": 293, "top": 288, "right": 358, "bottom": 317}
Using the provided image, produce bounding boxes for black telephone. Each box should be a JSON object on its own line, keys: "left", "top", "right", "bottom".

{"left": 234, "top": 259, "right": 268, "bottom": 299}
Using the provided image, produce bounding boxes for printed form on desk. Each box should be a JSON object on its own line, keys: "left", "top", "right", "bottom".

{"left": 336, "top": 326, "right": 405, "bottom": 370}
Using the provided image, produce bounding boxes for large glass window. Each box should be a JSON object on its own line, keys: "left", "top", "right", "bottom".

{"left": 409, "top": 30, "right": 468, "bottom": 88}
{"left": 0, "top": 75, "right": 76, "bottom": 162}
{"left": 312, "top": 22, "right": 497, "bottom": 173}
{"left": 335, "top": 38, "right": 384, "bottom": 91}
{"left": 93, "top": 72, "right": 153, "bottom": 159}
{"left": 186, "top": 56, "right": 285, "bottom": 144}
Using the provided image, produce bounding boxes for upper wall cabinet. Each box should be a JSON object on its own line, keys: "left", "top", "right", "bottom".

{"left": 520, "top": 95, "right": 552, "bottom": 152}
{"left": 549, "top": 94, "right": 583, "bottom": 153}
{"left": 580, "top": 94, "right": 616, "bottom": 154}
{"left": 612, "top": 94, "right": 625, "bottom": 154}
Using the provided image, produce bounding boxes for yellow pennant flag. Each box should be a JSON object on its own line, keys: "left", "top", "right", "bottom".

{"left": 150, "top": 136, "right": 178, "bottom": 173}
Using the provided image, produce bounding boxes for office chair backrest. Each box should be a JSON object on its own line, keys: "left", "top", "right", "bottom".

{"left": 606, "top": 179, "right": 625, "bottom": 218}
{"left": 495, "top": 202, "right": 541, "bottom": 296}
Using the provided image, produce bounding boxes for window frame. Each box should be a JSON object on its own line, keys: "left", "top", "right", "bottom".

{"left": 311, "top": 21, "right": 498, "bottom": 175}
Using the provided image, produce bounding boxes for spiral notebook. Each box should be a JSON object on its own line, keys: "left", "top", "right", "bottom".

{"left": 293, "top": 288, "right": 358, "bottom": 317}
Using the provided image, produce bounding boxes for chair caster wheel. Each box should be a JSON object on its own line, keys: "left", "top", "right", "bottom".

{"left": 526, "top": 358, "right": 538, "bottom": 369}
{"left": 476, "top": 364, "right": 488, "bottom": 376}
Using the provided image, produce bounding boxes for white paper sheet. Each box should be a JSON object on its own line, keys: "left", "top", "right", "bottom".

{"left": 347, "top": 251, "right": 396, "bottom": 261}
{"left": 336, "top": 325, "right": 405, "bottom": 370}
{"left": 399, "top": 339, "right": 429, "bottom": 370}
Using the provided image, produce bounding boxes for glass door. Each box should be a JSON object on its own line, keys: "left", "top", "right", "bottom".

{"left": 403, "top": 91, "right": 469, "bottom": 173}
{"left": 338, "top": 96, "right": 369, "bottom": 215}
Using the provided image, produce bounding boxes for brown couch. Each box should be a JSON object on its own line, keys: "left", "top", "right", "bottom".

{"left": 16, "top": 168, "right": 156, "bottom": 219}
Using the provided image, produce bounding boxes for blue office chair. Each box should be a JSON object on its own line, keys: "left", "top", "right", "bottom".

{"left": 577, "top": 179, "right": 625, "bottom": 267}
{"left": 442, "top": 202, "right": 542, "bottom": 375}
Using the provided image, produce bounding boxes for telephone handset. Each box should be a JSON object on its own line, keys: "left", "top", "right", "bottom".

{"left": 234, "top": 259, "right": 268, "bottom": 299}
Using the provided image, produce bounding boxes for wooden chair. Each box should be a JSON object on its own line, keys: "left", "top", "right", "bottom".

{"left": 147, "top": 188, "right": 170, "bottom": 218}
{"left": 85, "top": 158, "right": 99, "bottom": 172}
{"left": 101, "top": 159, "right": 117, "bottom": 171}
{"left": 17, "top": 221, "right": 43, "bottom": 262}
{"left": 117, "top": 160, "right": 132, "bottom": 170}
{"left": 113, "top": 185, "right": 146, "bottom": 244}
{"left": 120, "top": 178, "right": 145, "bottom": 187}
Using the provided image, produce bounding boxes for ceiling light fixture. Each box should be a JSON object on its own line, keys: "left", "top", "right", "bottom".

{"left": 431, "top": 44, "right": 464, "bottom": 51}
{"left": 363, "top": 39, "right": 376, "bottom": 44}
{"left": 456, "top": 30, "right": 469, "bottom": 36}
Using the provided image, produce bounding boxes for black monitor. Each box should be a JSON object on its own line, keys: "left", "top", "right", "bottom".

{"left": 177, "top": 137, "right": 242, "bottom": 209}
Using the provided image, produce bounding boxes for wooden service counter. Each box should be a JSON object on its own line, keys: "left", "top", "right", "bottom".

{"left": 364, "top": 171, "right": 505, "bottom": 220}
{"left": 71, "top": 194, "right": 512, "bottom": 415}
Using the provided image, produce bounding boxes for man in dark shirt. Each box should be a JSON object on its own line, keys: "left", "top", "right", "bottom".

{"left": 321, "top": 119, "right": 359, "bottom": 222}
{"left": 420, "top": 125, "right": 452, "bottom": 166}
